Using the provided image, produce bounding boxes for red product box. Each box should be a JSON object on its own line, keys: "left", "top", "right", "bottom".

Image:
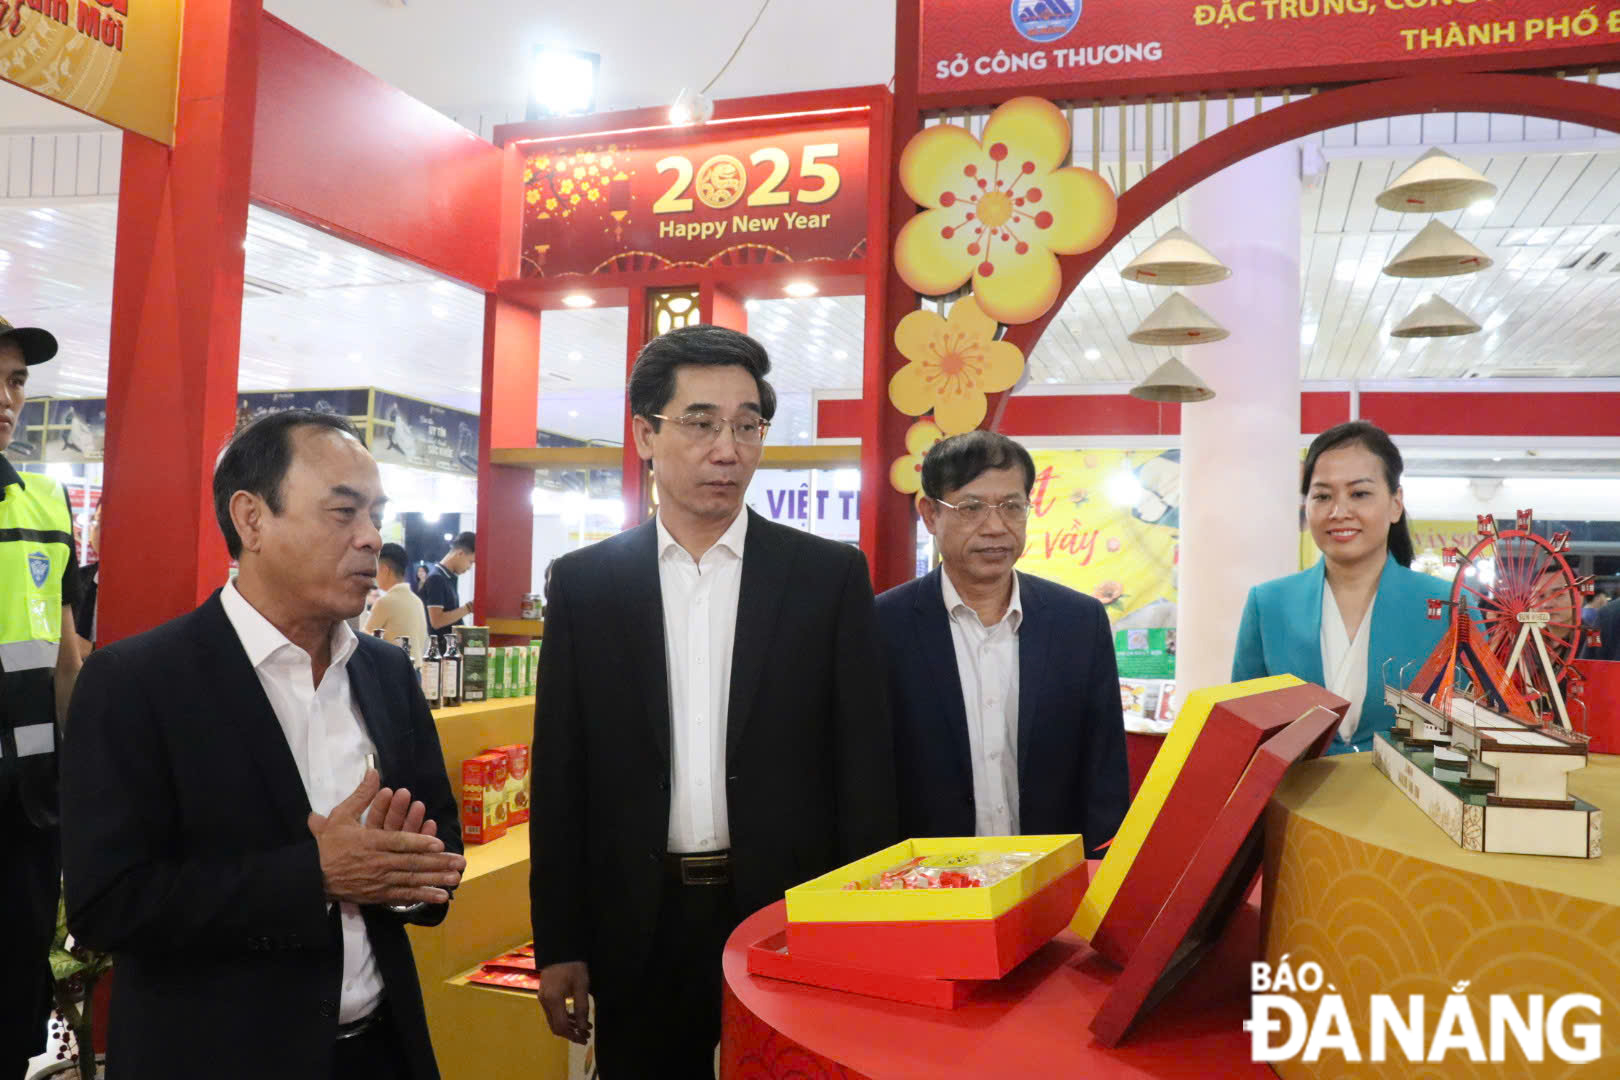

{"left": 487, "top": 743, "right": 530, "bottom": 826}
{"left": 461, "top": 752, "right": 509, "bottom": 844}
{"left": 466, "top": 968, "right": 540, "bottom": 993}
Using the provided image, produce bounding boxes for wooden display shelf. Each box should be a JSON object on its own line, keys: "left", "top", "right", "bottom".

{"left": 409, "top": 698, "right": 564, "bottom": 1079}
{"left": 487, "top": 618, "right": 542, "bottom": 638}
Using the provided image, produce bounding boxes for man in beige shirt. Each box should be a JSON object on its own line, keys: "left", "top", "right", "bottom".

{"left": 364, "top": 542, "right": 429, "bottom": 667}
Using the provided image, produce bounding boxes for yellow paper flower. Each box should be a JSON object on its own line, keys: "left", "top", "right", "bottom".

{"left": 889, "top": 419, "right": 945, "bottom": 495}
{"left": 889, "top": 296, "right": 1024, "bottom": 434}
{"left": 525, "top": 189, "right": 540, "bottom": 205}
{"left": 894, "top": 96, "right": 1116, "bottom": 326}
{"left": 545, "top": 198, "right": 558, "bottom": 211}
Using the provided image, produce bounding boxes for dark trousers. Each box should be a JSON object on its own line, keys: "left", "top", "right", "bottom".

{"left": 1, "top": 787, "right": 59, "bottom": 1070}
{"left": 332, "top": 1002, "right": 413, "bottom": 1080}
{"left": 593, "top": 876, "right": 742, "bottom": 1080}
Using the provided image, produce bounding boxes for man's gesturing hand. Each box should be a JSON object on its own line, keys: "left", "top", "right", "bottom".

{"left": 309, "top": 769, "right": 465, "bottom": 906}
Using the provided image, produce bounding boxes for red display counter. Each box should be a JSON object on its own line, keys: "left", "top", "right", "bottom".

{"left": 720, "top": 890, "right": 1269, "bottom": 1079}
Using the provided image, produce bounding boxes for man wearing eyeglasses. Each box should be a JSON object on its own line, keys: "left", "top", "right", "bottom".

{"left": 876, "top": 431, "right": 1129, "bottom": 859}
{"left": 530, "top": 324, "right": 897, "bottom": 1079}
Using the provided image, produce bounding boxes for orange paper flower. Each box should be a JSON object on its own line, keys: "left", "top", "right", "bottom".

{"left": 894, "top": 97, "right": 1116, "bottom": 325}
{"left": 889, "top": 296, "right": 1024, "bottom": 434}
{"left": 889, "top": 419, "right": 946, "bottom": 496}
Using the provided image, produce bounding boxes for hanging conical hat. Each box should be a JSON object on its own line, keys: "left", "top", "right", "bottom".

{"left": 1121, "top": 227, "right": 1231, "bottom": 286}
{"left": 1383, "top": 221, "right": 1492, "bottom": 278}
{"left": 1127, "top": 291, "right": 1229, "bottom": 346}
{"left": 1375, "top": 149, "right": 1497, "bottom": 214}
{"left": 1129, "top": 356, "right": 1215, "bottom": 403}
{"left": 1390, "top": 294, "right": 1481, "bottom": 338}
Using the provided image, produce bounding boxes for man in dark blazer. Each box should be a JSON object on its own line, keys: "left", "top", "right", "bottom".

{"left": 532, "top": 325, "right": 897, "bottom": 1079}
{"left": 876, "top": 431, "right": 1129, "bottom": 858}
{"left": 61, "top": 411, "right": 465, "bottom": 1080}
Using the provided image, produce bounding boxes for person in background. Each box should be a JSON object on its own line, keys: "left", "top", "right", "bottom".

{"left": 876, "top": 431, "right": 1129, "bottom": 857}
{"left": 531, "top": 325, "right": 897, "bottom": 1078}
{"left": 420, "top": 532, "right": 474, "bottom": 647}
{"left": 1232, "top": 420, "right": 1450, "bottom": 753}
{"left": 365, "top": 542, "right": 429, "bottom": 669}
{"left": 413, "top": 563, "right": 430, "bottom": 593}
{"left": 61, "top": 410, "right": 465, "bottom": 1080}
{"left": 0, "top": 315, "right": 84, "bottom": 1080}
{"left": 74, "top": 496, "right": 102, "bottom": 661}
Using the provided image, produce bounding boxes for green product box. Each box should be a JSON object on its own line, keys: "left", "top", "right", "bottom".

{"left": 1114, "top": 628, "right": 1176, "bottom": 680}
{"left": 504, "top": 646, "right": 519, "bottom": 697}
{"left": 489, "top": 645, "right": 507, "bottom": 699}
{"left": 527, "top": 642, "right": 540, "bottom": 696}
{"left": 454, "top": 626, "right": 490, "bottom": 703}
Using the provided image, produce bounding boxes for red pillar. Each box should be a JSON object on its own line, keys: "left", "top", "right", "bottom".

{"left": 474, "top": 295, "right": 540, "bottom": 623}
{"left": 97, "top": 0, "right": 263, "bottom": 644}
{"left": 863, "top": 17, "right": 917, "bottom": 592}
{"left": 620, "top": 286, "right": 652, "bottom": 529}
{"left": 701, "top": 283, "right": 748, "bottom": 332}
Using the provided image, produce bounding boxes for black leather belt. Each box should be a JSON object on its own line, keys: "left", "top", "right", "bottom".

{"left": 663, "top": 850, "right": 731, "bottom": 886}
{"left": 335, "top": 1006, "right": 385, "bottom": 1042}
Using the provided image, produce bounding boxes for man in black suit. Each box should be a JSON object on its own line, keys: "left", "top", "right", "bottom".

{"left": 876, "top": 431, "right": 1128, "bottom": 857}
{"left": 532, "top": 325, "right": 897, "bottom": 1078}
{"left": 61, "top": 410, "right": 465, "bottom": 1080}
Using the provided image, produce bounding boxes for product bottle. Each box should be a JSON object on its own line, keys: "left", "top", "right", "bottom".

{"left": 420, "top": 635, "right": 442, "bottom": 708}
{"left": 441, "top": 634, "right": 462, "bottom": 708}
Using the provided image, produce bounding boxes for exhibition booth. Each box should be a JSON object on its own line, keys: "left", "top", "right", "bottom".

{"left": 6, "top": 0, "right": 1620, "bottom": 1076}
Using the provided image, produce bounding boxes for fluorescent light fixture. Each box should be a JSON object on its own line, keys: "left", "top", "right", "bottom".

{"left": 784, "top": 280, "right": 819, "bottom": 298}
{"left": 1469, "top": 199, "right": 1495, "bottom": 217}
{"left": 1083, "top": 347, "right": 1101, "bottom": 361}
{"left": 561, "top": 293, "right": 596, "bottom": 308}
{"left": 528, "top": 47, "right": 599, "bottom": 119}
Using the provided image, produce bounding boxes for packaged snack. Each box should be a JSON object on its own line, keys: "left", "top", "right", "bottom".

{"left": 460, "top": 752, "right": 509, "bottom": 844}
{"left": 843, "top": 851, "right": 1041, "bottom": 891}
{"left": 487, "top": 743, "right": 530, "bottom": 825}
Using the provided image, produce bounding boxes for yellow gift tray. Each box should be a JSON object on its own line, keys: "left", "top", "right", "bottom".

{"left": 785, "top": 834, "right": 1085, "bottom": 923}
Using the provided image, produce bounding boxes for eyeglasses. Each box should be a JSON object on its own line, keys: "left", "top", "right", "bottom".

{"left": 650, "top": 413, "right": 770, "bottom": 447}
{"left": 932, "top": 497, "right": 1032, "bottom": 525}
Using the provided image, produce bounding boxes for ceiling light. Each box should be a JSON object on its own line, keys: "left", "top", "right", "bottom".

{"left": 798, "top": 430, "right": 810, "bottom": 439}
{"left": 431, "top": 305, "right": 449, "bottom": 319}
{"left": 1469, "top": 199, "right": 1495, "bottom": 217}
{"left": 568, "top": 410, "right": 579, "bottom": 418}
{"left": 1084, "top": 347, "right": 1102, "bottom": 361}
{"left": 561, "top": 293, "right": 596, "bottom": 308}
{"left": 669, "top": 87, "right": 714, "bottom": 127}
{"left": 528, "top": 47, "right": 599, "bottom": 119}
{"left": 783, "top": 280, "right": 819, "bottom": 298}
{"left": 348, "top": 352, "right": 362, "bottom": 362}
{"left": 568, "top": 351, "right": 583, "bottom": 363}
{"left": 833, "top": 349, "right": 849, "bottom": 360}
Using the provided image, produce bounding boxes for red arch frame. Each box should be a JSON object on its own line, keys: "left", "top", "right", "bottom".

{"left": 990, "top": 72, "right": 1620, "bottom": 418}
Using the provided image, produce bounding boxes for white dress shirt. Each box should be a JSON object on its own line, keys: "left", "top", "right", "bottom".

{"left": 220, "top": 581, "right": 384, "bottom": 1024}
{"left": 941, "top": 570, "right": 1023, "bottom": 836}
{"left": 657, "top": 509, "right": 747, "bottom": 853}
{"left": 1320, "top": 581, "right": 1374, "bottom": 745}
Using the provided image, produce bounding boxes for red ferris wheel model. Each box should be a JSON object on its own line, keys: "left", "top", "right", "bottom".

{"left": 1435, "top": 509, "right": 1594, "bottom": 732}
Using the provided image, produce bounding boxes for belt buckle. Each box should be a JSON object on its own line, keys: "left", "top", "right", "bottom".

{"left": 680, "top": 853, "right": 730, "bottom": 886}
{"left": 335, "top": 1012, "right": 378, "bottom": 1041}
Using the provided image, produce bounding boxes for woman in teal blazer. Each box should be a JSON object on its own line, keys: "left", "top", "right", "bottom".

{"left": 1232, "top": 422, "right": 1450, "bottom": 754}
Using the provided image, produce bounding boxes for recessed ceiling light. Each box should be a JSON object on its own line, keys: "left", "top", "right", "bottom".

{"left": 833, "top": 349, "right": 849, "bottom": 360}
{"left": 568, "top": 410, "right": 579, "bottom": 418}
{"left": 568, "top": 351, "right": 583, "bottom": 363}
{"left": 431, "top": 305, "right": 449, "bottom": 319}
{"left": 1084, "top": 348, "right": 1101, "bottom": 361}
{"left": 784, "top": 280, "right": 819, "bottom": 298}
{"left": 348, "top": 352, "right": 362, "bottom": 362}
{"left": 529, "top": 46, "right": 599, "bottom": 118}
{"left": 561, "top": 293, "right": 595, "bottom": 308}
{"left": 1469, "top": 199, "right": 1496, "bottom": 217}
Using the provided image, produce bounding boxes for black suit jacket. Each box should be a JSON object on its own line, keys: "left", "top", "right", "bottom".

{"left": 875, "top": 568, "right": 1129, "bottom": 858}
{"left": 60, "top": 592, "right": 461, "bottom": 1080}
{"left": 530, "top": 511, "right": 898, "bottom": 996}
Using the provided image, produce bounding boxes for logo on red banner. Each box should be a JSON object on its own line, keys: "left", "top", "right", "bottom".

{"left": 1012, "top": 0, "right": 1081, "bottom": 43}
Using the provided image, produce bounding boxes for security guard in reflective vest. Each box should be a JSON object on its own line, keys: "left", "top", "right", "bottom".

{"left": 0, "top": 316, "right": 84, "bottom": 1080}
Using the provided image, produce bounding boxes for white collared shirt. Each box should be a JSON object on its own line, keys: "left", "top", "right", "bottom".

{"left": 220, "top": 580, "right": 383, "bottom": 1024}
{"left": 657, "top": 509, "right": 747, "bottom": 853}
{"left": 941, "top": 569, "right": 1023, "bottom": 836}
{"left": 1320, "top": 581, "right": 1374, "bottom": 745}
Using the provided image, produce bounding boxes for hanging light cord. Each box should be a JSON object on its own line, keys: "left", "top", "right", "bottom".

{"left": 701, "top": 0, "right": 772, "bottom": 94}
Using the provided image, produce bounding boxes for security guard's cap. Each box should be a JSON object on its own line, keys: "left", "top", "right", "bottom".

{"left": 0, "top": 315, "right": 58, "bottom": 366}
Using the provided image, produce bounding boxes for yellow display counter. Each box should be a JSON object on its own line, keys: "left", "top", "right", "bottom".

{"left": 1262, "top": 752, "right": 1620, "bottom": 1078}
{"left": 406, "top": 696, "right": 569, "bottom": 1080}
